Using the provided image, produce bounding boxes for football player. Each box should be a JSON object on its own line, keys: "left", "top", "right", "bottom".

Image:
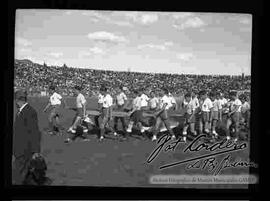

{"left": 43, "top": 85, "right": 66, "bottom": 135}
{"left": 226, "top": 91, "right": 242, "bottom": 142}
{"left": 182, "top": 92, "right": 196, "bottom": 142}
{"left": 198, "top": 90, "right": 213, "bottom": 135}
{"left": 151, "top": 88, "right": 176, "bottom": 141}
{"left": 114, "top": 86, "right": 128, "bottom": 133}
{"left": 98, "top": 85, "right": 117, "bottom": 141}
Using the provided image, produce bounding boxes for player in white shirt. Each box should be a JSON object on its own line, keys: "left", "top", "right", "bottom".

{"left": 219, "top": 93, "right": 229, "bottom": 122}
{"left": 190, "top": 91, "right": 200, "bottom": 130}
{"left": 67, "top": 85, "right": 87, "bottom": 135}
{"left": 226, "top": 91, "right": 242, "bottom": 142}
{"left": 151, "top": 88, "right": 176, "bottom": 141}
{"left": 240, "top": 94, "right": 250, "bottom": 129}
{"left": 114, "top": 86, "right": 128, "bottom": 133}
{"left": 98, "top": 86, "right": 117, "bottom": 141}
{"left": 149, "top": 91, "right": 159, "bottom": 111}
{"left": 43, "top": 85, "right": 66, "bottom": 135}
{"left": 168, "top": 92, "right": 177, "bottom": 111}
{"left": 144, "top": 90, "right": 159, "bottom": 130}
{"left": 91, "top": 92, "right": 104, "bottom": 129}
{"left": 209, "top": 91, "right": 221, "bottom": 138}
{"left": 198, "top": 90, "right": 213, "bottom": 135}
{"left": 219, "top": 93, "right": 228, "bottom": 107}
{"left": 191, "top": 92, "right": 200, "bottom": 109}
{"left": 182, "top": 92, "right": 196, "bottom": 142}
{"left": 140, "top": 89, "right": 150, "bottom": 111}
{"left": 126, "top": 89, "right": 146, "bottom": 135}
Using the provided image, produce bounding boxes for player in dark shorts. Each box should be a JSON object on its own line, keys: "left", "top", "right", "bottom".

{"left": 126, "top": 89, "right": 145, "bottom": 135}
{"left": 43, "top": 85, "right": 66, "bottom": 135}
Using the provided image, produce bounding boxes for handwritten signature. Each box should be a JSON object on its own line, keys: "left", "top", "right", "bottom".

{"left": 147, "top": 134, "right": 256, "bottom": 175}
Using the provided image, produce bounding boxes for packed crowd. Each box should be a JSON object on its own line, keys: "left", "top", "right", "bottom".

{"left": 14, "top": 59, "right": 251, "bottom": 98}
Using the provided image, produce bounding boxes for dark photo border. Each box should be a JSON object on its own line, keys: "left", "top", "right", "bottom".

{"left": 6, "top": 0, "right": 263, "bottom": 200}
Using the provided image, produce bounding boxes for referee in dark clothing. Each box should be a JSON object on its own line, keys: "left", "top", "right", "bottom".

{"left": 12, "top": 90, "right": 42, "bottom": 185}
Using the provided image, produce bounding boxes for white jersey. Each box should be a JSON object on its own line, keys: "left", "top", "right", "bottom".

{"left": 116, "top": 92, "right": 127, "bottom": 106}
{"left": 223, "top": 100, "right": 232, "bottom": 113}
{"left": 76, "top": 93, "right": 86, "bottom": 108}
{"left": 241, "top": 101, "right": 250, "bottom": 113}
{"left": 230, "top": 98, "right": 242, "bottom": 113}
{"left": 183, "top": 99, "right": 195, "bottom": 115}
{"left": 149, "top": 97, "right": 159, "bottom": 109}
{"left": 219, "top": 98, "right": 228, "bottom": 108}
{"left": 100, "top": 94, "right": 113, "bottom": 108}
{"left": 160, "top": 95, "right": 173, "bottom": 110}
{"left": 168, "top": 95, "right": 176, "bottom": 104}
{"left": 217, "top": 99, "right": 222, "bottom": 110}
{"left": 140, "top": 94, "right": 149, "bottom": 107}
{"left": 98, "top": 94, "right": 104, "bottom": 104}
{"left": 212, "top": 99, "right": 220, "bottom": 112}
{"left": 201, "top": 97, "right": 213, "bottom": 112}
{"left": 191, "top": 96, "right": 199, "bottom": 109}
{"left": 50, "top": 92, "right": 62, "bottom": 105}
{"left": 132, "top": 96, "right": 142, "bottom": 110}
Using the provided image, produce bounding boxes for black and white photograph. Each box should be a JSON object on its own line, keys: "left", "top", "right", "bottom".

{"left": 12, "top": 9, "right": 256, "bottom": 188}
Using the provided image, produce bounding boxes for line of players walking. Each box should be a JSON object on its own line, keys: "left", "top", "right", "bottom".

{"left": 43, "top": 84, "right": 250, "bottom": 143}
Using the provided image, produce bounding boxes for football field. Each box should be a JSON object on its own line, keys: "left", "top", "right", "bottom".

{"left": 14, "top": 96, "right": 250, "bottom": 188}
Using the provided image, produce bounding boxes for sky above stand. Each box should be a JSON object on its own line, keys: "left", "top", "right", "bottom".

{"left": 15, "top": 10, "right": 252, "bottom": 75}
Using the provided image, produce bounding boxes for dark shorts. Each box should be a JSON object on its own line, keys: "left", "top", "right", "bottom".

{"left": 130, "top": 110, "right": 143, "bottom": 123}
{"left": 100, "top": 107, "right": 110, "bottom": 119}
{"left": 50, "top": 105, "right": 61, "bottom": 117}
{"left": 212, "top": 111, "right": 219, "bottom": 120}
{"left": 184, "top": 113, "right": 195, "bottom": 124}
{"left": 201, "top": 111, "right": 210, "bottom": 122}
{"left": 48, "top": 105, "right": 61, "bottom": 122}
{"left": 116, "top": 105, "right": 125, "bottom": 112}
{"left": 228, "top": 112, "right": 240, "bottom": 124}
{"left": 98, "top": 107, "right": 112, "bottom": 128}
{"left": 76, "top": 107, "right": 84, "bottom": 117}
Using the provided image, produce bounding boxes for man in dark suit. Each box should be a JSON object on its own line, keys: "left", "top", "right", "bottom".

{"left": 12, "top": 90, "right": 42, "bottom": 185}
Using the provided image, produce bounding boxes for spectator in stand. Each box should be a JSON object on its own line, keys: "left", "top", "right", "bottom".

{"left": 14, "top": 59, "right": 251, "bottom": 101}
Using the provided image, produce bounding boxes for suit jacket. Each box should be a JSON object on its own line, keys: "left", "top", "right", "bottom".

{"left": 13, "top": 103, "right": 41, "bottom": 159}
